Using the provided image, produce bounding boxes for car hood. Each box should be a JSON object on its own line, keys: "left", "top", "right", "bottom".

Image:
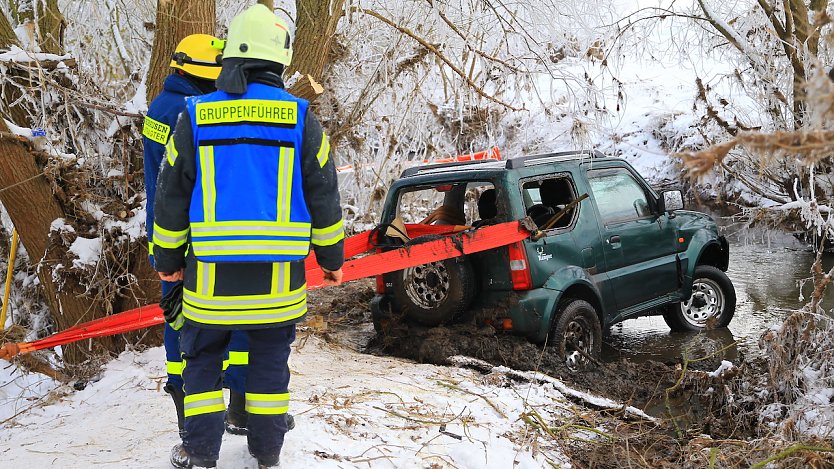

{"left": 674, "top": 210, "right": 716, "bottom": 231}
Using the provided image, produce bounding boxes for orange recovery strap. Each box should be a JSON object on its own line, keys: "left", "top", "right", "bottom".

{"left": 0, "top": 220, "right": 532, "bottom": 362}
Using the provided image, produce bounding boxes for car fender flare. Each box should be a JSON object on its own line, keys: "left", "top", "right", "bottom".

{"left": 533, "top": 266, "right": 605, "bottom": 343}
{"left": 682, "top": 230, "right": 727, "bottom": 291}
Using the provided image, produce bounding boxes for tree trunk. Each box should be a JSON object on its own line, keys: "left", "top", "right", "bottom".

{"left": 0, "top": 123, "right": 115, "bottom": 364}
{"left": 0, "top": 7, "right": 18, "bottom": 46}
{"left": 35, "top": 0, "right": 65, "bottom": 54}
{"left": 0, "top": 7, "right": 162, "bottom": 365}
{"left": 287, "top": 0, "right": 344, "bottom": 84}
{"left": 0, "top": 11, "right": 31, "bottom": 126}
{"left": 146, "top": 0, "right": 216, "bottom": 101}
{"left": 257, "top": 0, "right": 274, "bottom": 9}
{"left": 13, "top": 0, "right": 65, "bottom": 54}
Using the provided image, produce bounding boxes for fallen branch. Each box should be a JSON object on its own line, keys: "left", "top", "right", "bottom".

{"left": 748, "top": 444, "right": 834, "bottom": 469}
{"left": 448, "top": 355, "right": 655, "bottom": 422}
{"left": 437, "top": 379, "right": 506, "bottom": 418}
{"left": 676, "top": 130, "right": 834, "bottom": 178}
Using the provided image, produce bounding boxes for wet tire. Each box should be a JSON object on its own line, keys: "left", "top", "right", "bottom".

{"left": 663, "top": 265, "right": 736, "bottom": 332}
{"left": 550, "top": 299, "right": 602, "bottom": 370}
{"left": 392, "top": 256, "right": 476, "bottom": 327}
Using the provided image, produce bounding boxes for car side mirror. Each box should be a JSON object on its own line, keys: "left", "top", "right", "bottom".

{"left": 661, "top": 190, "right": 684, "bottom": 212}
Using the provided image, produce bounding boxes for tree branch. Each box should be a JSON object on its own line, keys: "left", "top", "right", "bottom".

{"left": 425, "top": 0, "right": 524, "bottom": 73}
{"left": 355, "top": 7, "right": 522, "bottom": 111}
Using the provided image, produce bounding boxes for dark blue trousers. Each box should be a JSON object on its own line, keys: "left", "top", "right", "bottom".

{"left": 161, "top": 280, "right": 183, "bottom": 388}
{"left": 180, "top": 322, "right": 295, "bottom": 462}
{"left": 163, "top": 277, "right": 249, "bottom": 393}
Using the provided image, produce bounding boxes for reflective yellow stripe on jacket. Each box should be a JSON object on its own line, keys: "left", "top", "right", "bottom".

{"left": 191, "top": 240, "right": 310, "bottom": 259}
{"left": 183, "top": 267, "right": 307, "bottom": 326}
{"left": 190, "top": 221, "right": 311, "bottom": 238}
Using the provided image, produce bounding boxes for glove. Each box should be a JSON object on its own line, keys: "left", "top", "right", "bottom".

{"left": 160, "top": 281, "right": 185, "bottom": 331}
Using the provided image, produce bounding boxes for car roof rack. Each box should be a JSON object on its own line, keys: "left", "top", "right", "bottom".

{"left": 399, "top": 149, "right": 606, "bottom": 177}
{"left": 504, "top": 150, "right": 605, "bottom": 169}
{"left": 400, "top": 159, "right": 502, "bottom": 178}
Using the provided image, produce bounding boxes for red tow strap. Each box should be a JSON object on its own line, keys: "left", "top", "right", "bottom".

{"left": 0, "top": 220, "right": 531, "bottom": 361}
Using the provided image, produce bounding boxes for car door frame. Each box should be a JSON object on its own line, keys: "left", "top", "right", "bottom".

{"left": 583, "top": 162, "right": 679, "bottom": 316}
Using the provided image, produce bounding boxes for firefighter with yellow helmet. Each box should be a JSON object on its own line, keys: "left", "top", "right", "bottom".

{"left": 153, "top": 5, "right": 344, "bottom": 468}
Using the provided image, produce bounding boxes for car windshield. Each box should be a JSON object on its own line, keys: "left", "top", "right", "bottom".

{"left": 396, "top": 181, "right": 496, "bottom": 226}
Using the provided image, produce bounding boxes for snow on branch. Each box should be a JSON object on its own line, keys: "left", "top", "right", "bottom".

{"left": 352, "top": 7, "right": 523, "bottom": 111}
{"left": 678, "top": 130, "right": 834, "bottom": 178}
{"left": 448, "top": 355, "right": 655, "bottom": 421}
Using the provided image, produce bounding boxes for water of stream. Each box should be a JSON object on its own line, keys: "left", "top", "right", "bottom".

{"left": 603, "top": 227, "right": 834, "bottom": 364}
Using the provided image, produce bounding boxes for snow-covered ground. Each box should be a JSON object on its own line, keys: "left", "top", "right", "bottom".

{"left": 0, "top": 335, "right": 647, "bottom": 468}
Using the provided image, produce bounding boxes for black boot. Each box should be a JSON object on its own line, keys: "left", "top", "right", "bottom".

{"left": 164, "top": 383, "right": 186, "bottom": 438}
{"left": 170, "top": 443, "right": 216, "bottom": 468}
{"left": 225, "top": 388, "right": 249, "bottom": 435}
{"left": 249, "top": 447, "right": 279, "bottom": 468}
{"left": 225, "top": 389, "right": 296, "bottom": 435}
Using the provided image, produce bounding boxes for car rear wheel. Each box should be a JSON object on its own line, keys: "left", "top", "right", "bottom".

{"left": 663, "top": 265, "right": 736, "bottom": 332}
{"left": 392, "top": 254, "right": 476, "bottom": 327}
{"left": 550, "top": 299, "right": 602, "bottom": 371}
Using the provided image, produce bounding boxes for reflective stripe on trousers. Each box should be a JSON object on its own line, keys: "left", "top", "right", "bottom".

{"left": 245, "top": 392, "right": 290, "bottom": 415}
{"left": 183, "top": 390, "right": 225, "bottom": 418}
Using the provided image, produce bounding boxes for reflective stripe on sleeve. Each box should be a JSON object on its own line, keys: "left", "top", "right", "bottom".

{"left": 183, "top": 390, "right": 225, "bottom": 417}
{"left": 311, "top": 219, "right": 345, "bottom": 247}
{"left": 152, "top": 223, "right": 189, "bottom": 249}
{"left": 148, "top": 241, "right": 154, "bottom": 255}
{"left": 315, "top": 133, "right": 330, "bottom": 168}
{"left": 165, "top": 136, "right": 179, "bottom": 166}
{"left": 245, "top": 392, "right": 289, "bottom": 415}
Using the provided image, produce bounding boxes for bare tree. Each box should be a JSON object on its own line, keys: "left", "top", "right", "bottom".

{"left": 0, "top": 5, "right": 163, "bottom": 366}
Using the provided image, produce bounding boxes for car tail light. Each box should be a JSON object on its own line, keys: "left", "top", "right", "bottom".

{"left": 507, "top": 242, "right": 532, "bottom": 290}
{"left": 375, "top": 275, "right": 386, "bottom": 294}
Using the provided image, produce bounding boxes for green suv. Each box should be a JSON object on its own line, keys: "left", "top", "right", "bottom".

{"left": 370, "top": 151, "right": 735, "bottom": 364}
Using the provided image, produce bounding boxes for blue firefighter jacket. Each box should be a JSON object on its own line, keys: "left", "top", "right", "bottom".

{"left": 152, "top": 76, "right": 345, "bottom": 329}
{"left": 142, "top": 74, "right": 205, "bottom": 266}
{"left": 183, "top": 84, "right": 314, "bottom": 263}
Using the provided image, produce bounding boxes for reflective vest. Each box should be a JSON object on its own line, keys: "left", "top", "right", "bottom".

{"left": 185, "top": 84, "right": 312, "bottom": 263}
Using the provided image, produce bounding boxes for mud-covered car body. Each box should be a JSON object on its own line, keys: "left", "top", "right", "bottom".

{"left": 371, "top": 151, "right": 732, "bottom": 343}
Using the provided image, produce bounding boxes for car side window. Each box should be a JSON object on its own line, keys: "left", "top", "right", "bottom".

{"left": 521, "top": 176, "right": 578, "bottom": 230}
{"left": 587, "top": 168, "right": 652, "bottom": 224}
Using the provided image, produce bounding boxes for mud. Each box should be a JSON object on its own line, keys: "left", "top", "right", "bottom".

{"left": 368, "top": 319, "right": 680, "bottom": 415}
{"left": 311, "top": 281, "right": 833, "bottom": 467}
